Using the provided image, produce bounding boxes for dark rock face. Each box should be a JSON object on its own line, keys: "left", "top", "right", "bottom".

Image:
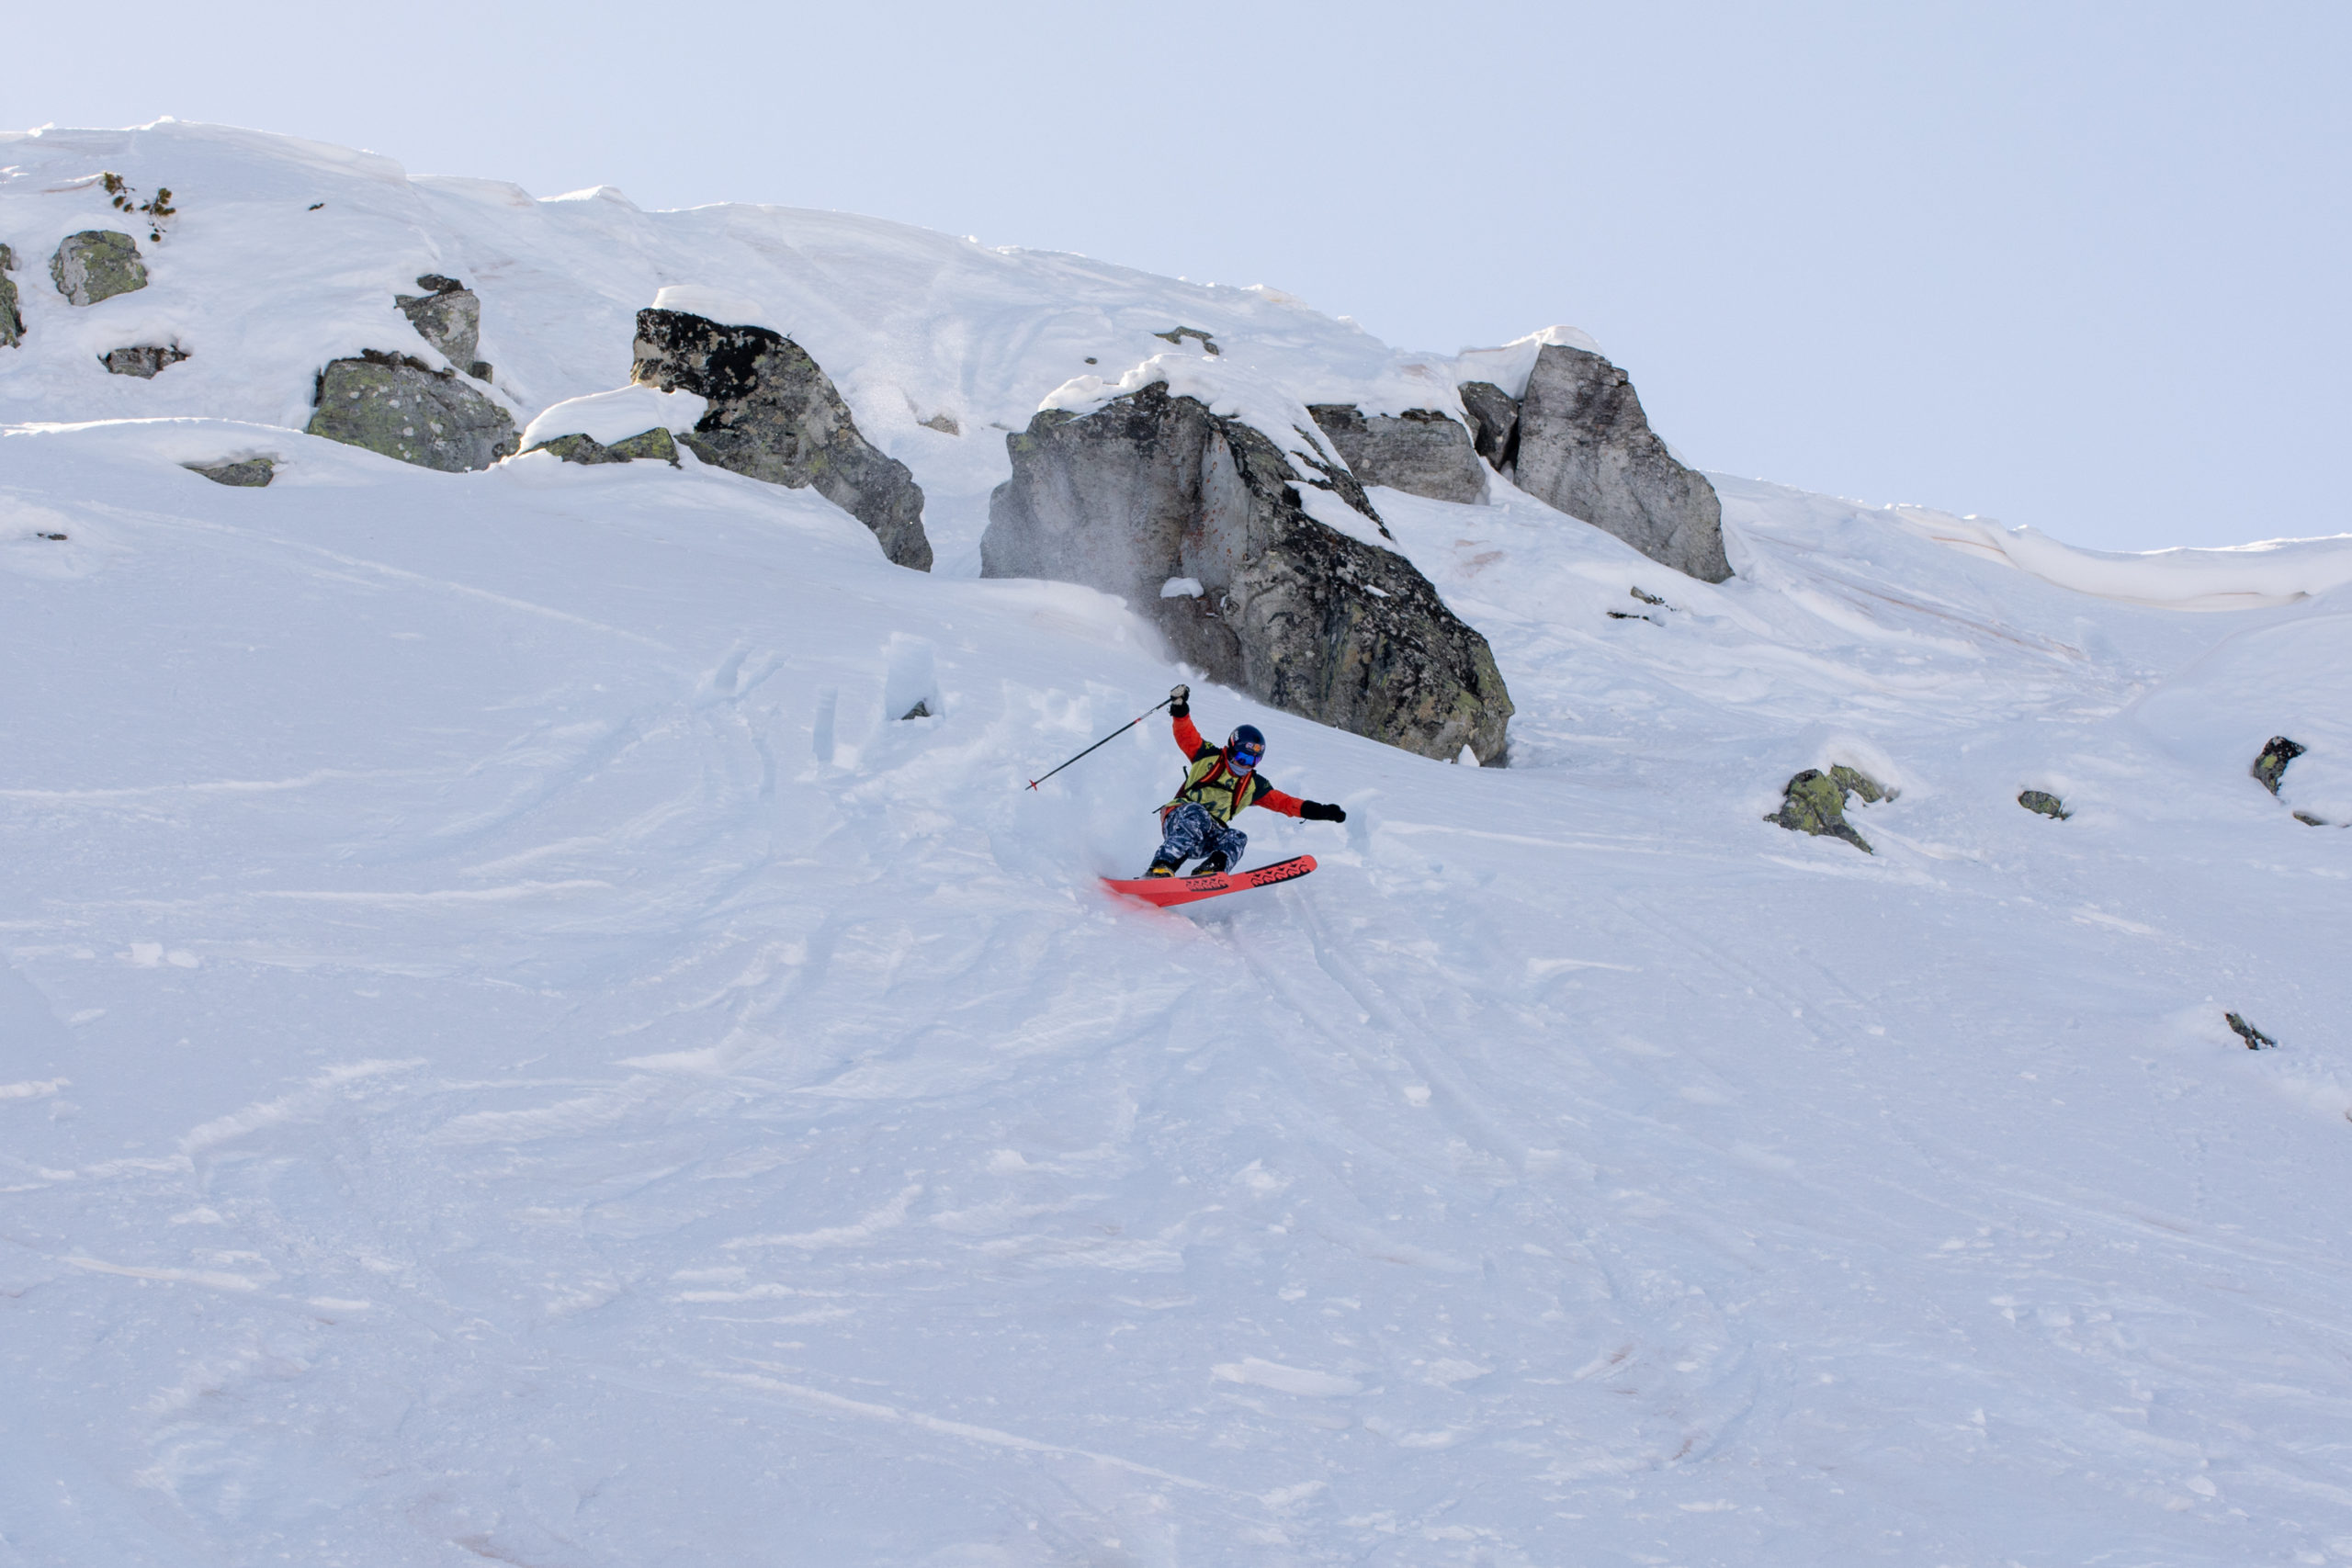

{"left": 1770, "top": 765, "right": 1894, "bottom": 852}
{"left": 0, "top": 243, "right": 21, "bottom": 348}
{"left": 1306, "top": 404, "right": 1487, "bottom": 504}
{"left": 185, "top": 457, "right": 276, "bottom": 488}
{"left": 101, "top": 344, "right": 187, "bottom": 378}
{"left": 2018, "top": 789, "right": 2071, "bottom": 820}
{"left": 306, "top": 350, "right": 517, "bottom": 472}
{"left": 2252, "top": 736, "right": 2304, "bottom": 795}
{"left": 1512, "top": 344, "right": 1730, "bottom": 582}
{"left": 981, "top": 382, "right": 1512, "bottom": 763}
{"left": 1456, "top": 380, "right": 1519, "bottom": 470}
{"left": 51, "top": 230, "right": 147, "bottom": 306}
{"left": 526, "top": 428, "right": 680, "bottom": 467}
{"left": 396, "top": 274, "right": 491, "bottom": 381}
{"left": 629, "top": 308, "right": 932, "bottom": 571}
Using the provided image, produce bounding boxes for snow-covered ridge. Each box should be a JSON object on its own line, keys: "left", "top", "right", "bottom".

{"left": 1, "top": 119, "right": 1543, "bottom": 562}
{"left": 1894, "top": 504, "right": 2352, "bottom": 607}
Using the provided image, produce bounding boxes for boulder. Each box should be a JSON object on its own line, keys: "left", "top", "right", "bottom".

{"left": 527, "top": 428, "right": 680, "bottom": 467}
{"left": 101, "top": 344, "right": 187, "bottom": 378}
{"left": 1456, "top": 380, "right": 1519, "bottom": 470}
{"left": 2018, "top": 789, "right": 2071, "bottom": 820}
{"left": 2251, "top": 736, "right": 2304, "bottom": 795}
{"left": 1769, "top": 765, "right": 1894, "bottom": 853}
{"left": 50, "top": 230, "right": 147, "bottom": 306}
{"left": 981, "top": 381, "right": 1512, "bottom": 763}
{"left": 185, "top": 457, "right": 276, "bottom": 488}
{"left": 306, "top": 350, "right": 517, "bottom": 472}
{"left": 1306, "top": 404, "right": 1487, "bottom": 504}
{"left": 1506, "top": 344, "right": 1731, "bottom": 583}
{"left": 0, "top": 243, "right": 21, "bottom": 347}
{"left": 629, "top": 308, "right": 932, "bottom": 570}
{"left": 396, "top": 274, "right": 492, "bottom": 380}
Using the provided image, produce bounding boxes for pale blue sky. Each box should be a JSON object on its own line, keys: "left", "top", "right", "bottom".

{"left": 17, "top": 1, "right": 2347, "bottom": 550}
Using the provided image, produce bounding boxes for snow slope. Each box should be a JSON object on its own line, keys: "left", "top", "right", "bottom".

{"left": 5, "top": 123, "right": 2352, "bottom": 1568}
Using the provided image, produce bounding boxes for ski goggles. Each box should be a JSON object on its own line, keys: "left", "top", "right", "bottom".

{"left": 1227, "top": 744, "right": 1263, "bottom": 772}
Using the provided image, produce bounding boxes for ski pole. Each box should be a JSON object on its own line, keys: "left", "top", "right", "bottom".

{"left": 1024, "top": 696, "right": 1173, "bottom": 791}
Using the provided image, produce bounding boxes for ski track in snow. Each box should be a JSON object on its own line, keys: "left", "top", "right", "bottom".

{"left": 3, "top": 122, "right": 2351, "bottom": 1568}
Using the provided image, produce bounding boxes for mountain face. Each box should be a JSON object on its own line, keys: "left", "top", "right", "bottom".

{"left": 3, "top": 121, "right": 2351, "bottom": 1568}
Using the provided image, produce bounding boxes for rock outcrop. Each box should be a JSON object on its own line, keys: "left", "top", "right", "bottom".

{"left": 1453, "top": 346, "right": 1731, "bottom": 583}
{"left": 101, "top": 344, "right": 187, "bottom": 378}
{"left": 1306, "top": 404, "right": 1487, "bottom": 504}
{"left": 1770, "top": 765, "right": 1894, "bottom": 853}
{"left": 1511, "top": 344, "right": 1730, "bottom": 581}
{"left": 528, "top": 428, "right": 680, "bottom": 467}
{"left": 2018, "top": 789, "right": 2070, "bottom": 820}
{"left": 306, "top": 350, "right": 517, "bottom": 472}
{"left": 2247, "top": 737, "right": 2338, "bottom": 824}
{"left": 0, "top": 244, "right": 22, "bottom": 347}
{"left": 2224, "top": 1011, "right": 2276, "bottom": 1050}
{"left": 981, "top": 381, "right": 1512, "bottom": 763}
{"left": 50, "top": 230, "right": 147, "bottom": 306}
{"left": 628, "top": 308, "right": 932, "bottom": 570}
{"left": 1153, "top": 326, "right": 1219, "bottom": 355}
{"left": 397, "top": 274, "right": 492, "bottom": 381}
{"left": 1456, "top": 380, "right": 1519, "bottom": 470}
{"left": 185, "top": 457, "right": 276, "bottom": 487}
{"left": 2251, "top": 736, "right": 2304, "bottom": 795}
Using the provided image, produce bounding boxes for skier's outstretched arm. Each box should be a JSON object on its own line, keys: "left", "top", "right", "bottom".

{"left": 1252, "top": 784, "right": 1345, "bottom": 822}
{"left": 1169, "top": 684, "right": 1211, "bottom": 757}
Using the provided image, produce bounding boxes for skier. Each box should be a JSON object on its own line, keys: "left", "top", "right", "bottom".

{"left": 1145, "top": 684, "right": 1347, "bottom": 877}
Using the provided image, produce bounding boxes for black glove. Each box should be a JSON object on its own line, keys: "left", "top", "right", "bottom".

{"left": 1168, "top": 683, "right": 1190, "bottom": 718}
{"left": 1299, "top": 800, "right": 1346, "bottom": 823}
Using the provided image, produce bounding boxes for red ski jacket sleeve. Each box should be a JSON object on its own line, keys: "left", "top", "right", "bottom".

{"left": 1170, "top": 713, "right": 1306, "bottom": 818}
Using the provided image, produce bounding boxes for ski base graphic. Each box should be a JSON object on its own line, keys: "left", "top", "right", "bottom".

{"left": 1102, "top": 854, "right": 1317, "bottom": 908}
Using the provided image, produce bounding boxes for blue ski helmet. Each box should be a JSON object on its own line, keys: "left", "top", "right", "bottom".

{"left": 1226, "top": 724, "right": 1266, "bottom": 772}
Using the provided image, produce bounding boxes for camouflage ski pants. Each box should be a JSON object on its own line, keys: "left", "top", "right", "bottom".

{"left": 1154, "top": 802, "right": 1247, "bottom": 871}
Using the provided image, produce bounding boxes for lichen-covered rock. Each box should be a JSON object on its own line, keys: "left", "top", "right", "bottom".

{"left": 629, "top": 308, "right": 932, "bottom": 570}
{"left": 1510, "top": 344, "right": 1731, "bottom": 583}
{"left": 1829, "top": 764, "right": 1894, "bottom": 806}
{"left": 306, "top": 350, "right": 517, "bottom": 472}
{"left": 101, "top": 344, "right": 187, "bottom": 378}
{"left": 185, "top": 457, "right": 276, "bottom": 488}
{"left": 395, "top": 274, "right": 487, "bottom": 379}
{"left": 2018, "top": 789, "right": 2071, "bottom": 820}
{"left": 0, "top": 243, "right": 21, "bottom": 348}
{"left": 1306, "top": 404, "right": 1487, "bottom": 504}
{"left": 1456, "top": 380, "right": 1519, "bottom": 470}
{"left": 1769, "top": 765, "right": 1894, "bottom": 852}
{"left": 982, "top": 381, "right": 1512, "bottom": 763}
{"left": 2251, "top": 736, "right": 2305, "bottom": 795}
{"left": 526, "top": 427, "right": 680, "bottom": 467}
{"left": 50, "top": 230, "right": 147, "bottom": 306}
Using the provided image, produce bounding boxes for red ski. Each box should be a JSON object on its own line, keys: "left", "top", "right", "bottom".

{"left": 1102, "top": 854, "right": 1317, "bottom": 908}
